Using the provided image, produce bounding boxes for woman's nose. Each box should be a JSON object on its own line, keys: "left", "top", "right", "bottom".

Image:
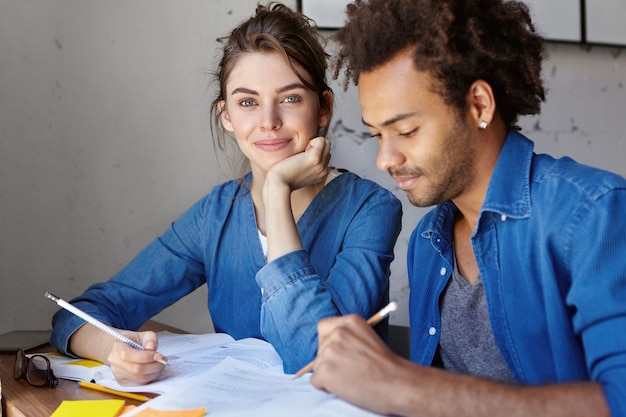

{"left": 260, "top": 105, "right": 282, "bottom": 131}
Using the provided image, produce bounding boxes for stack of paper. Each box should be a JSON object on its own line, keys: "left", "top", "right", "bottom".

{"left": 34, "top": 331, "right": 283, "bottom": 395}
{"left": 123, "top": 357, "right": 383, "bottom": 417}
{"left": 41, "top": 331, "right": 382, "bottom": 416}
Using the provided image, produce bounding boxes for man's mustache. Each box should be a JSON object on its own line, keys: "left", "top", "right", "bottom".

{"left": 388, "top": 167, "right": 425, "bottom": 178}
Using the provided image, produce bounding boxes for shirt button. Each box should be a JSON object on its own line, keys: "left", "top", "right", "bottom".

{"left": 440, "top": 267, "right": 447, "bottom": 276}
{"left": 429, "top": 327, "right": 437, "bottom": 336}
{"left": 501, "top": 214, "right": 507, "bottom": 221}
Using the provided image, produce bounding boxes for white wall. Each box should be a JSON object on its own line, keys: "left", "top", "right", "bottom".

{"left": 0, "top": 0, "right": 288, "bottom": 334}
{"left": 1, "top": 1, "right": 625, "bottom": 334}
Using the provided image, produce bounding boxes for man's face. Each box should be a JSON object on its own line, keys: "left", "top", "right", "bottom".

{"left": 358, "top": 49, "right": 478, "bottom": 207}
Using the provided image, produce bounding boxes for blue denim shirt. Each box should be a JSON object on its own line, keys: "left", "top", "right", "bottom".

{"left": 407, "top": 131, "right": 626, "bottom": 416}
{"left": 51, "top": 172, "right": 402, "bottom": 373}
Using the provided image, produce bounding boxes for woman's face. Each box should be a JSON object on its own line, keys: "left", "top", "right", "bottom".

{"left": 220, "top": 52, "right": 329, "bottom": 174}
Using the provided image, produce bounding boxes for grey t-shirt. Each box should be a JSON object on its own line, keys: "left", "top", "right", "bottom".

{"left": 438, "top": 260, "right": 517, "bottom": 384}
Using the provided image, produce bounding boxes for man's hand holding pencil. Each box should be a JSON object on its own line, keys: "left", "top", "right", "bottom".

{"left": 308, "top": 301, "right": 413, "bottom": 415}
{"left": 294, "top": 302, "right": 397, "bottom": 377}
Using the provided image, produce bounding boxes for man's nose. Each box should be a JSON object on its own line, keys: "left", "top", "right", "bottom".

{"left": 376, "top": 137, "right": 405, "bottom": 172}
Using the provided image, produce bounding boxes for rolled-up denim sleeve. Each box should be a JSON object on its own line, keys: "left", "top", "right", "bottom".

{"left": 256, "top": 189, "right": 402, "bottom": 373}
{"left": 570, "top": 189, "right": 626, "bottom": 416}
{"left": 50, "top": 198, "right": 209, "bottom": 356}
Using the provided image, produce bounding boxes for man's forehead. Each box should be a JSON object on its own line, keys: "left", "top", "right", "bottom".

{"left": 357, "top": 55, "right": 437, "bottom": 127}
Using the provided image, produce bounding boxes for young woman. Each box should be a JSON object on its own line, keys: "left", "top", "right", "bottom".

{"left": 50, "top": 2, "right": 402, "bottom": 385}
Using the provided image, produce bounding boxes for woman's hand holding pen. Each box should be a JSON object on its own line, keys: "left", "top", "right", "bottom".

{"left": 107, "top": 330, "right": 166, "bottom": 386}
{"left": 70, "top": 323, "right": 166, "bottom": 386}
{"left": 310, "top": 315, "right": 412, "bottom": 417}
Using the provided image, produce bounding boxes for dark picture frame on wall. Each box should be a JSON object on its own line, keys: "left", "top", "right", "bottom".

{"left": 298, "top": 0, "right": 626, "bottom": 47}
{"left": 299, "top": 0, "right": 350, "bottom": 30}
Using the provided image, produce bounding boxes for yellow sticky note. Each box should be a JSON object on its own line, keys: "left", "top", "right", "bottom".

{"left": 67, "top": 358, "right": 106, "bottom": 368}
{"left": 126, "top": 406, "right": 206, "bottom": 417}
{"left": 43, "top": 351, "right": 104, "bottom": 367}
{"left": 51, "top": 399, "right": 126, "bottom": 417}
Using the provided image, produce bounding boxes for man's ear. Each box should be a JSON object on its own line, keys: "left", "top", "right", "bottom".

{"left": 219, "top": 100, "right": 234, "bottom": 132}
{"left": 317, "top": 90, "right": 334, "bottom": 132}
{"left": 467, "top": 80, "right": 496, "bottom": 128}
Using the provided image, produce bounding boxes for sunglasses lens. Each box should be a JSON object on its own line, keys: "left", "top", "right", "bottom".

{"left": 13, "top": 349, "right": 26, "bottom": 379}
{"left": 26, "top": 356, "right": 50, "bottom": 387}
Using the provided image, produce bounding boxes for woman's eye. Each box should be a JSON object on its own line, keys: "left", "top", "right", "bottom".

{"left": 239, "top": 99, "right": 255, "bottom": 107}
{"left": 282, "top": 95, "right": 301, "bottom": 104}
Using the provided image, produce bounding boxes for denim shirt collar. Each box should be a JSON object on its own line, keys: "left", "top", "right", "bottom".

{"left": 482, "top": 130, "right": 534, "bottom": 220}
{"left": 421, "top": 130, "right": 534, "bottom": 249}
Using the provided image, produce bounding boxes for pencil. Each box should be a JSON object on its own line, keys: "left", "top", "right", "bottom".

{"left": 79, "top": 381, "right": 150, "bottom": 402}
{"left": 45, "top": 292, "right": 168, "bottom": 365}
{"left": 292, "top": 301, "right": 398, "bottom": 379}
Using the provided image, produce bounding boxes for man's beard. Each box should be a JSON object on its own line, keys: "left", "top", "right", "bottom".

{"left": 389, "top": 116, "right": 477, "bottom": 208}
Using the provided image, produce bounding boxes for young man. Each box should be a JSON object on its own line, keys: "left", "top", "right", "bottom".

{"left": 310, "top": 1, "right": 626, "bottom": 416}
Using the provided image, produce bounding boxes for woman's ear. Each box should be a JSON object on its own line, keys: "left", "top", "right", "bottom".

{"left": 467, "top": 80, "right": 496, "bottom": 129}
{"left": 219, "top": 100, "right": 234, "bottom": 132}
{"left": 317, "top": 90, "right": 334, "bottom": 132}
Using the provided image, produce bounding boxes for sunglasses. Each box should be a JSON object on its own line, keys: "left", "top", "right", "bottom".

{"left": 14, "top": 348, "right": 58, "bottom": 388}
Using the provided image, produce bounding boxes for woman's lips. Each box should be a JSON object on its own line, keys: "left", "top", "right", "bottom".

{"left": 255, "top": 138, "right": 291, "bottom": 152}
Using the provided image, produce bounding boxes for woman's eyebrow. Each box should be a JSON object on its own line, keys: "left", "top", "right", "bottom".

{"left": 230, "top": 82, "right": 306, "bottom": 97}
{"left": 230, "top": 87, "right": 257, "bottom": 96}
{"left": 275, "top": 82, "right": 307, "bottom": 93}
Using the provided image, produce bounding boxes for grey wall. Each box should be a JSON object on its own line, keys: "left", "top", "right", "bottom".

{"left": 1, "top": 1, "right": 624, "bottom": 334}
{"left": 0, "top": 0, "right": 280, "bottom": 334}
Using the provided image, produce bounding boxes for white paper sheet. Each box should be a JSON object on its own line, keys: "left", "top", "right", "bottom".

{"left": 123, "top": 357, "right": 383, "bottom": 417}
{"left": 94, "top": 332, "right": 283, "bottom": 394}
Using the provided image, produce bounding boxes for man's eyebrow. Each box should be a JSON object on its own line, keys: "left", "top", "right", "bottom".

{"left": 362, "top": 112, "right": 418, "bottom": 128}
{"left": 230, "top": 83, "right": 307, "bottom": 96}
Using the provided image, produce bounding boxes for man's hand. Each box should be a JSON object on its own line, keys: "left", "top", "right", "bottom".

{"left": 311, "top": 315, "right": 408, "bottom": 415}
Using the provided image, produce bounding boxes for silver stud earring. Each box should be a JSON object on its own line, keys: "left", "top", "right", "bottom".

{"left": 478, "top": 121, "right": 488, "bottom": 129}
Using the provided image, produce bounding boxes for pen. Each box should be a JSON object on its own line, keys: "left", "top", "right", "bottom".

{"left": 292, "top": 301, "right": 398, "bottom": 379}
{"left": 79, "top": 381, "right": 150, "bottom": 402}
{"left": 44, "top": 291, "right": 168, "bottom": 365}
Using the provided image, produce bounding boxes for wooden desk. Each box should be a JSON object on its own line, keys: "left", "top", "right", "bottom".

{"left": 0, "top": 321, "right": 184, "bottom": 417}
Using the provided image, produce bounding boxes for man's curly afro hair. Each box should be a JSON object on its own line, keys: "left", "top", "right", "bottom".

{"left": 332, "top": 0, "right": 547, "bottom": 128}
